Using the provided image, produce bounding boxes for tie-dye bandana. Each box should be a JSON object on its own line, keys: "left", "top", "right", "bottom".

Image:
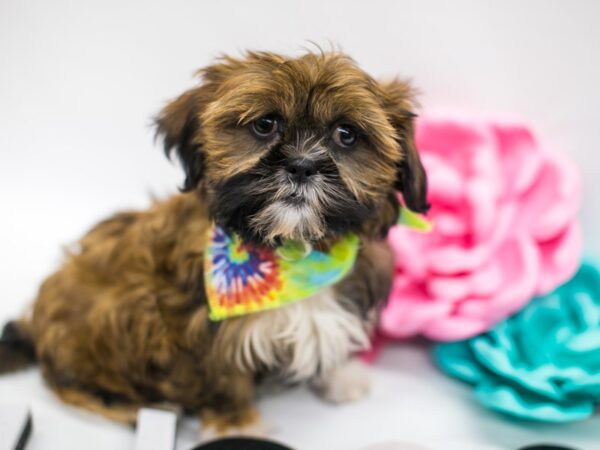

{"left": 204, "top": 207, "right": 431, "bottom": 321}
{"left": 204, "top": 226, "right": 360, "bottom": 321}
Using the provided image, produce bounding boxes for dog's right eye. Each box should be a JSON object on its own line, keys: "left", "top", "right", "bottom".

{"left": 332, "top": 124, "right": 358, "bottom": 148}
{"left": 250, "top": 114, "right": 279, "bottom": 139}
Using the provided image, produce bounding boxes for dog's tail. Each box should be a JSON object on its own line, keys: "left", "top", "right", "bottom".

{"left": 0, "top": 320, "right": 36, "bottom": 374}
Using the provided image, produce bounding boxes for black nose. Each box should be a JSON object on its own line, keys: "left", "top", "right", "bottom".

{"left": 285, "top": 159, "right": 319, "bottom": 183}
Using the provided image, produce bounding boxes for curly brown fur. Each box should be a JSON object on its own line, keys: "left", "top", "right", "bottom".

{"left": 2, "top": 51, "right": 428, "bottom": 437}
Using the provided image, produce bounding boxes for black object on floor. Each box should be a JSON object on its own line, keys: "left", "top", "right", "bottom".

{"left": 190, "top": 437, "right": 294, "bottom": 450}
{"left": 517, "top": 445, "right": 579, "bottom": 450}
{"left": 0, "top": 404, "right": 32, "bottom": 450}
{"left": 14, "top": 414, "right": 32, "bottom": 450}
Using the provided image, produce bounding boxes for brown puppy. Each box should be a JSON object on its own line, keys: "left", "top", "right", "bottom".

{"left": 0, "top": 51, "right": 428, "bottom": 436}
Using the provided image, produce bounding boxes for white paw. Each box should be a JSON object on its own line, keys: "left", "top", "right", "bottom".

{"left": 201, "top": 419, "right": 271, "bottom": 442}
{"left": 316, "top": 359, "right": 371, "bottom": 404}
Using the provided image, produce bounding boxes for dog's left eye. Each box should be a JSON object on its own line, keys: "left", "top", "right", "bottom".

{"left": 250, "top": 114, "right": 279, "bottom": 138}
{"left": 332, "top": 124, "right": 358, "bottom": 148}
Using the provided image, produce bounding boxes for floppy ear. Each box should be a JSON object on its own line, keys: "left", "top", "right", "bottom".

{"left": 380, "top": 80, "right": 430, "bottom": 213}
{"left": 395, "top": 117, "right": 430, "bottom": 213}
{"left": 155, "top": 88, "right": 207, "bottom": 192}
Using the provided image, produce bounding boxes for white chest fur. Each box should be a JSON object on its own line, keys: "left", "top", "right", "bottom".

{"left": 234, "top": 287, "right": 371, "bottom": 381}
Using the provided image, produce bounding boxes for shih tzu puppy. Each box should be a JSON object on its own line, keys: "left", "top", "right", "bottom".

{"left": 0, "top": 51, "right": 428, "bottom": 436}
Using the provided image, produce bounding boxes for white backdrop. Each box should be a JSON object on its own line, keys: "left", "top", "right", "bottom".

{"left": 1, "top": 1, "right": 599, "bottom": 449}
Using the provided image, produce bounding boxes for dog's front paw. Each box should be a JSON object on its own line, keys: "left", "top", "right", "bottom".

{"left": 314, "top": 358, "right": 371, "bottom": 404}
{"left": 201, "top": 420, "right": 270, "bottom": 442}
{"left": 200, "top": 408, "right": 270, "bottom": 442}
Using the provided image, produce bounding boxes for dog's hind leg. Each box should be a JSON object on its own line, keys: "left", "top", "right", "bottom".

{"left": 51, "top": 384, "right": 141, "bottom": 424}
{"left": 51, "top": 383, "right": 185, "bottom": 425}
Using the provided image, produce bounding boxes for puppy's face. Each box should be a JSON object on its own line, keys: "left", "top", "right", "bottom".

{"left": 157, "top": 52, "right": 428, "bottom": 245}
